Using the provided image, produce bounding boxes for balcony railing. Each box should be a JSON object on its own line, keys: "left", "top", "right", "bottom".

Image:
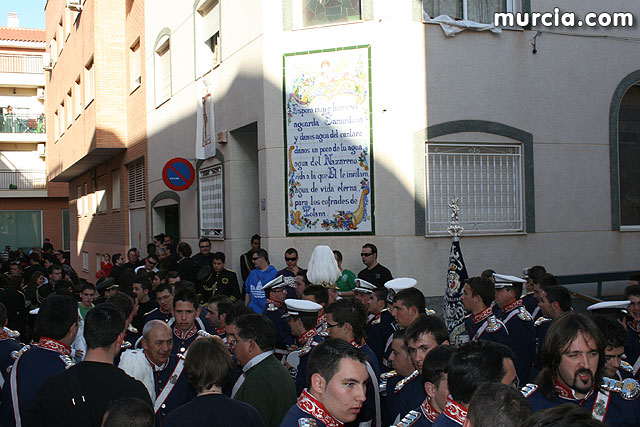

{"left": 0, "top": 55, "right": 43, "bottom": 74}
{"left": 0, "top": 114, "right": 45, "bottom": 133}
{"left": 0, "top": 170, "right": 46, "bottom": 190}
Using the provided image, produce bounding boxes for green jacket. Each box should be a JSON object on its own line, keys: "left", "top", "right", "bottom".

{"left": 234, "top": 354, "right": 297, "bottom": 427}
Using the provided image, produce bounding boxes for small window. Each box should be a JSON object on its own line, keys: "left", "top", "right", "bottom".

{"left": 66, "top": 90, "right": 72, "bottom": 128}
{"left": 64, "top": 8, "right": 71, "bottom": 40}
{"left": 426, "top": 143, "right": 524, "bottom": 234}
{"left": 74, "top": 76, "right": 82, "bottom": 118}
{"left": 97, "top": 175, "right": 107, "bottom": 212}
{"left": 50, "top": 37, "right": 58, "bottom": 65}
{"left": 112, "top": 169, "right": 121, "bottom": 210}
{"left": 155, "top": 36, "right": 171, "bottom": 105}
{"left": 130, "top": 39, "right": 141, "bottom": 92}
{"left": 128, "top": 160, "right": 146, "bottom": 208}
{"left": 82, "top": 251, "right": 89, "bottom": 272}
{"left": 62, "top": 209, "right": 70, "bottom": 251}
{"left": 54, "top": 109, "right": 59, "bottom": 141}
{"left": 83, "top": 183, "right": 88, "bottom": 217}
{"left": 619, "top": 85, "right": 640, "bottom": 228}
{"left": 85, "top": 58, "right": 95, "bottom": 106}
{"left": 423, "top": 0, "right": 512, "bottom": 24}
{"left": 57, "top": 17, "right": 64, "bottom": 55}
{"left": 197, "top": 0, "right": 220, "bottom": 66}
{"left": 295, "top": 0, "right": 362, "bottom": 28}
{"left": 76, "top": 185, "right": 82, "bottom": 217}
{"left": 199, "top": 164, "right": 224, "bottom": 239}
{"left": 59, "top": 101, "right": 65, "bottom": 136}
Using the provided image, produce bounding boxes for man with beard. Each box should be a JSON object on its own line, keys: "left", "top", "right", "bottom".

{"left": 522, "top": 313, "right": 640, "bottom": 425}
{"left": 624, "top": 284, "right": 640, "bottom": 377}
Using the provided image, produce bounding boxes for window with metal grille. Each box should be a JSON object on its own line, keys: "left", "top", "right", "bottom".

{"left": 426, "top": 143, "right": 523, "bottom": 234}
{"left": 128, "top": 161, "right": 146, "bottom": 209}
{"left": 199, "top": 165, "right": 224, "bottom": 239}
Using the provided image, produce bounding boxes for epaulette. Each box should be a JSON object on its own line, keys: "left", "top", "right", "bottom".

{"left": 144, "top": 307, "right": 158, "bottom": 317}
{"left": 297, "top": 419, "right": 318, "bottom": 427}
{"left": 602, "top": 377, "right": 640, "bottom": 400}
{"left": 299, "top": 336, "right": 320, "bottom": 357}
{"left": 2, "top": 327, "right": 20, "bottom": 339}
{"left": 620, "top": 360, "right": 634, "bottom": 374}
{"left": 517, "top": 306, "right": 533, "bottom": 321}
{"left": 59, "top": 353, "right": 75, "bottom": 369}
{"left": 266, "top": 302, "right": 278, "bottom": 312}
{"left": 395, "top": 370, "right": 420, "bottom": 394}
{"left": 534, "top": 317, "right": 552, "bottom": 327}
{"left": 425, "top": 309, "right": 436, "bottom": 316}
{"left": 127, "top": 324, "right": 138, "bottom": 334}
{"left": 10, "top": 344, "right": 30, "bottom": 360}
{"left": 225, "top": 268, "right": 236, "bottom": 273}
{"left": 485, "top": 315, "right": 503, "bottom": 333}
{"left": 318, "top": 329, "right": 329, "bottom": 338}
{"left": 520, "top": 383, "right": 538, "bottom": 398}
{"left": 371, "top": 316, "right": 381, "bottom": 326}
{"left": 392, "top": 410, "right": 422, "bottom": 427}
{"left": 379, "top": 370, "right": 399, "bottom": 396}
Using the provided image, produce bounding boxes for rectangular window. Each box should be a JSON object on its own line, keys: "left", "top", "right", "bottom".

{"left": 54, "top": 109, "right": 59, "bottom": 141}
{"left": 199, "top": 165, "right": 224, "bottom": 239}
{"left": 62, "top": 209, "right": 70, "bottom": 251}
{"left": 130, "top": 39, "right": 141, "bottom": 92}
{"left": 50, "top": 37, "right": 58, "bottom": 65}
{"left": 128, "top": 160, "right": 146, "bottom": 209}
{"left": 76, "top": 185, "right": 82, "bottom": 216}
{"left": 423, "top": 0, "right": 511, "bottom": 24}
{"left": 198, "top": 0, "right": 220, "bottom": 66}
{"left": 75, "top": 77, "right": 82, "bottom": 118}
{"left": 57, "top": 18, "right": 64, "bottom": 55}
{"left": 0, "top": 211, "right": 42, "bottom": 251}
{"left": 426, "top": 143, "right": 523, "bottom": 234}
{"left": 155, "top": 38, "right": 171, "bottom": 104}
{"left": 66, "top": 90, "right": 72, "bottom": 128}
{"left": 83, "top": 183, "right": 88, "bottom": 217}
{"left": 96, "top": 175, "right": 107, "bottom": 212}
{"left": 112, "top": 169, "right": 121, "bottom": 210}
{"left": 82, "top": 251, "right": 89, "bottom": 272}
{"left": 294, "top": 0, "right": 362, "bottom": 28}
{"left": 59, "top": 101, "right": 65, "bottom": 135}
{"left": 85, "top": 58, "right": 95, "bottom": 106}
{"left": 64, "top": 8, "right": 71, "bottom": 40}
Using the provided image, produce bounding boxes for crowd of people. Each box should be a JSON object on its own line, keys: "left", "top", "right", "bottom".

{"left": 0, "top": 234, "right": 639, "bottom": 427}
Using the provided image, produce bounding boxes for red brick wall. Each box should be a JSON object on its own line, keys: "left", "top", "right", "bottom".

{"left": 0, "top": 197, "right": 69, "bottom": 251}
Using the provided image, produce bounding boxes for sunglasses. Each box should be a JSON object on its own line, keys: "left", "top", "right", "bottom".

{"left": 252, "top": 257, "right": 261, "bottom": 261}
{"left": 361, "top": 253, "right": 373, "bottom": 257}
{"left": 285, "top": 257, "right": 297, "bottom": 262}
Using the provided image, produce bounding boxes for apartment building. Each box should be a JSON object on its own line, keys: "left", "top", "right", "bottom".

{"left": 0, "top": 13, "right": 68, "bottom": 254}
{"left": 45, "top": 0, "right": 147, "bottom": 279}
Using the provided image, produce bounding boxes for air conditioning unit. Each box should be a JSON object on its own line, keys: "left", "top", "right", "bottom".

{"left": 67, "top": 0, "right": 83, "bottom": 12}
{"left": 37, "top": 87, "right": 45, "bottom": 100}
{"left": 42, "top": 53, "right": 52, "bottom": 71}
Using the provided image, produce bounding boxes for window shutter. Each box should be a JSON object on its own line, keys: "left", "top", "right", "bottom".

{"left": 128, "top": 161, "right": 146, "bottom": 208}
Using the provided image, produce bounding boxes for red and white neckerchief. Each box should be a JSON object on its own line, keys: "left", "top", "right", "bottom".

{"left": 502, "top": 298, "right": 523, "bottom": 314}
{"left": 628, "top": 320, "right": 640, "bottom": 332}
{"left": 297, "top": 389, "right": 343, "bottom": 427}
{"left": 0, "top": 330, "right": 11, "bottom": 340}
{"left": 145, "top": 351, "right": 168, "bottom": 372}
{"left": 266, "top": 298, "right": 282, "bottom": 307}
{"left": 298, "top": 328, "right": 317, "bottom": 345}
{"left": 442, "top": 397, "right": 467, "bottom": 425}
{"left": 420, "top": 396, "right": 440, "bottom": 423}
{"left": 174, "top": 325, "right": 198, "bottom": 340}
{"left": 472, "top": 306, "right": 493, "bottom": 324}
{"left": 350, "top": 339, "right": 364, "bottom": 349}
{"left": 35, "top": 337, "right": 71, "bottom": 356}
{"left": 215, "top": 326, "right": 226, "bottom": 336}
{"left": 552, "top": 376, "right": 594, "bottom": 401}
{"left": 316, "top": 313, "right": 327, "bottom": 328}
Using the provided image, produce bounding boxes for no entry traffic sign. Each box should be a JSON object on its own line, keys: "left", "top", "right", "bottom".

{"left": 162, "top": 158, "right": 195, "bottom": 191}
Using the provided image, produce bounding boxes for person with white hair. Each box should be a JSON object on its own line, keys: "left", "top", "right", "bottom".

{"left": 306, "top": 245, "right": 342, "bottom": 304}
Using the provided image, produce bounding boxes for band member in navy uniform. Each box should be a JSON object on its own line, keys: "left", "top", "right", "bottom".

{"left": 393, "top": 345, "right": 454, "bottom": 427}
{"left": 365, "top": 285, "right": 397, "bottom": 371}
{"left": 326, "top": 298, "right": 381, "bottom": 427}
{"left": 0, "top": 295, "right": 77, "bottom": 426}
{"left": 302, "top": 285, "right": 329, "bottom": 337}
{"left": 261, "top": 276, "right": 295, "bottom": 360}
{"left": 0, "top": 303, "right": 22, "bottom": 393}
{"left": 493, "top": 273, "right": 536, "bottom": 384}
{"left": 521, "top": 265, "right": 546, "bottom": 318}
{"left": 624, "top": 285, "right": 640, "bottom": 378}
{"left": 204, "top": 295, "right": 232, "bottom": 341}
{"left": 522, "top": 313, "right": 640, "bottom": 426}
{"left": 120, "top": 320, "right": 194, "bottom": 425}
{"left": 281, "top": 339, "right": 369, "bottom": 427}
{"left": 382, "top": 330, "right": 426, "bottom": 426}
{"left": 592, "top": 314, "right": 635, "bottom": 381}
{"left": 197, "top": 252, "right": 242, "bottom": 304}
{"left": 162, "top": 336, "right": 263, "bottom": 427}
{"left": 169, "top": 288, "right": 205, "bottom": 356}
{"left": 432, "top": 341, "right": 517, "bottom": 427}
{"left": 461, "top": 277, "right": 509, "bottom": 346}
{"left": 145, "top": 283, "right": 174, "bottom": 324}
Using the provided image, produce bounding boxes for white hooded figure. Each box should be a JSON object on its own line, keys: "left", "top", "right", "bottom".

{"left": 306, "top": 245, "right": 341, "bottom": 288}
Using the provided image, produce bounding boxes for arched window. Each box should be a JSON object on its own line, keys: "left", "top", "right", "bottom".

{"left": 618, "top": 84, "right": 640, "bottom": 227}
{"left": 154, "top": 30, "right": 172, "bottom": 106}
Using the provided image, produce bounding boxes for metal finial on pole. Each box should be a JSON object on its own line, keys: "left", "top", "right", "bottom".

{"left": 447, "top": 197, "right": 463, "bottom": 239}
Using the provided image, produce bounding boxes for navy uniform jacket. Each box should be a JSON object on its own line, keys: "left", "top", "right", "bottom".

{"left": 0, "top": 334, "right": 22, "bottom": 394}
{"left": 145, "top": 308, "right": 173, "bottom": 324}
{"left": 522, "top": 293, "right": 538, "bottom": 317}
{"left": 295, "top": 331, "right": 325, "bottom": 395}
{"left": 366, "top": 309, "right": 397, "bottom": 372}
{"left": 625, "top": 320, "right": 640, "bottom": 375}
{"left": 464, "top": 307, "right": 510, "bottom": 347}
{"left": 382, "top": 371, "right": 426, "bottom": 426}
{"left": 0, "top": 338, "right": 73, "bottom": 426}
{"left": 170, "top": 323, "right": 203, "bottom": 356}
{"left": 281, "top": 389, "right": 343, "bottom": 427}
{"left": 348, "top": 342, "right": 380, "bottom": 427}
{"left": 276, "top": 269, "right": 298, "bottom": 300}
{"left": 432, "top": 398, "right": 467, "bottom": 427}
{"left": 263, "top": 299, "right": 295, "bottom": 353}
{"left": 199, "top": 268, "right": 242, "bottom": 303}
{"left": 499, "top": 299, "right": 536, "bottom": 384}
{"left": 392, "top": 397, "right": 441, "bottom": 427}
{"left": 617, "top": 361, "right": 635, "bottom": 380}
{"left": 532, "top": 317, "right": 552, "bottom": 380}
{"left": 153, "top": 354, "right": 196, "bottom": 425}
{"left": 523, "top": 377, "right": 640, "bottom": 427}
{"left": 164, "top": 393, "right": 264, "bottom": 427}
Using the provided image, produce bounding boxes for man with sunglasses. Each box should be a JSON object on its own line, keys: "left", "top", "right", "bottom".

{"left": 135, "top": 254, "right": 159, "bottom": 275}
{"left": 244, "top": 249, "right": 277, "bottom": 313}
{"left": 277, "top": 248, "right": 303, "bottom": 299}
{"left": 357, "top": 243, "right": 393, "bottom": 288}
{"left": 261, "top": 276, "right": 295, "bottom": 359}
